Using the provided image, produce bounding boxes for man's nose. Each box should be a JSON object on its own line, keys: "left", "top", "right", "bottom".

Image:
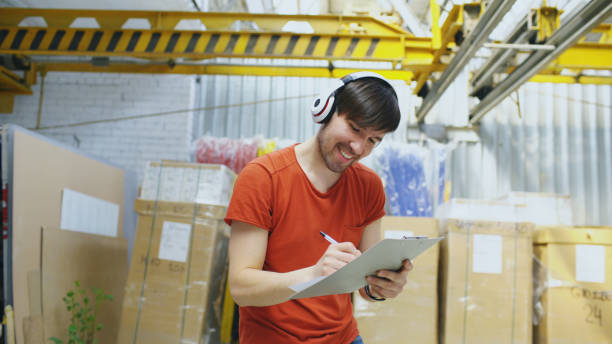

{"left": 349, "top": 140, "right": 364, "bottom": 156}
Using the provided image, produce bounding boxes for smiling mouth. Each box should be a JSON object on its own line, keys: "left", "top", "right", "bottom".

{"left": 339, "top": 147, "right": 354, "bottom": 161}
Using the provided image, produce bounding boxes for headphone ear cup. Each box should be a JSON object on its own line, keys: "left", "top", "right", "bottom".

{"left": 311, "top": 94, "right": 335, "bottom": 124}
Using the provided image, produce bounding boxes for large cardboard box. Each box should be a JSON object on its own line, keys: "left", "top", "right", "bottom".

{"left": 533, "top": 226, "right": 612, "bottom": 344}
{"left": 439, "top": 220, "right": 534, "bottom": 344}
{"left": 354, "top": 216, "right": 439, "bottom": 344}
{"left": 118, "top": 199, "right": 229, "bottom": 344}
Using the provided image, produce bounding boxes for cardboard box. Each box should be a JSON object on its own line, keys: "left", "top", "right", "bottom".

{"left": 118, "top": 199, "right": 229, "bottom": 344}
{"left": 140, "top": 161, "right": 236, "bottom": 206}
{"left": 439, "top": 220, "right": 533, "bottom": 344}
{"left": 533, "top": 226, "right": 612, "bottom": 343}
{"left": 354, "top": 216, "right": 439, "bottom": 344}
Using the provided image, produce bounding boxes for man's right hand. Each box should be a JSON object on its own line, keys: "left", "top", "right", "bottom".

{"left": 313, "top": 242, "right": 361, "bottom": 277}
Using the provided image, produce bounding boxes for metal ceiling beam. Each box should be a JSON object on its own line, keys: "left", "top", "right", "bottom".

{"left": 552, "top": 41, "right": 612, "bottom": 69}
{"left": 470, "top": 16, "right": 537, "bottom": 99}
{"left": 0, "top": 9, "right": 407, "bottom": 35}
{"left": 469, "top": 0, "right": 612, "bottom": 124}
{"left": 414, "top": 0, "right": 516, "bottom": 123}
{"left": 529, "top": 74, "right": 612, "bottom": 85}
{"left": 0, "top": 9, "right": 436, "bottom": 72}
{"left": 31, "top": 60, "right": 417, "bottom": 80}
{"left": 0, "top": 66, "right": 31, "bottom": 94}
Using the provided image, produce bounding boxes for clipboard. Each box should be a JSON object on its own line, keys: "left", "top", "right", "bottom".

{"left": 289, "top": 236, "right": 443, "bottom": 299}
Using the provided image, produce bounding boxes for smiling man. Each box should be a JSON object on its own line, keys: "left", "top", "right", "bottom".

{"left": 224, "top": 72, "right": 412, "bottom": 344}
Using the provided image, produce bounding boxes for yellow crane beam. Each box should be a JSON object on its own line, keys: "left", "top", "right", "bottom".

{"left": 0, "top": 9, "right": 409, "bottom": 35}
{"left": 33, "top": 62, "right": 418, "bottom": 80}
{"left": 0, "top": 7, "right": 609, "bottom": 93}
{"left": 0, "top": 8, "right": 435, "bottom": 69}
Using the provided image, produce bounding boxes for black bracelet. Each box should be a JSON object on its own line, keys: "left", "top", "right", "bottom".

{"left": 364, "top": 284, "right": 386, "bottom": 301}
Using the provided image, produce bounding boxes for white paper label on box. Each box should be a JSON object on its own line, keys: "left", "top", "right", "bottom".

{"left": 576, "top": 245, "right": 606, "bottom": 283}
{"left": 60, "top": 188, "right": 120, "bottom": 237}
{"left": 159, "top": 221, "right": 192, "bottom": 263}
{"left": 472, "top": 234, "right": 502, "bottom": 274}
{"left": 384, "top": 230, "right": 414, "bottom": 239}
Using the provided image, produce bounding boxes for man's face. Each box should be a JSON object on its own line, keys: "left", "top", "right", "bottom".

{"left": 316, "top": 113, "right": 386, "bottom": 173}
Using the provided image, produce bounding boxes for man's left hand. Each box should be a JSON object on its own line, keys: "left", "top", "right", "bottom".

{"left": 365, "top": 259, "right": 413, "bottom": 299}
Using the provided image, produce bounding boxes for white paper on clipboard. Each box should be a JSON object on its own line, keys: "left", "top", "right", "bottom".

{"left": 290, "top": 236, "right": 443, "bottom": 299}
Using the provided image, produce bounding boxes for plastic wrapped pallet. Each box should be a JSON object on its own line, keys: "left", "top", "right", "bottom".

{"left": 354, "top": 216, "right": 439, "bottom": 344}
{"left": 140, "top": 161, "right": 235, "bottom": 206}
{"left": 498, "top": 192, "right": 574, "bottom": 227}
{"left": 119, "top": 162, "right": 235, "bottom": 344}
{"left": 439, "top": 219, "right": 534, "bottom": 344}
{"left": 435, "top": 198, "right": 527, "bottom": 223}
{"left": 364, "top": 142, "right": 447, "bottom": 217}
{"left": 533, "top": 226, "right": 612, "bottom": 343}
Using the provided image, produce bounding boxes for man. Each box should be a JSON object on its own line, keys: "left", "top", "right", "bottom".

{"left": 224, "top": 72, "right": 412, "bottom": 344}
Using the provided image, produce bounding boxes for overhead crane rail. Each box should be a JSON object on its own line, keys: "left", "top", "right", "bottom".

{"left": 0, "top": 9, "right": 435, "bottom": 69}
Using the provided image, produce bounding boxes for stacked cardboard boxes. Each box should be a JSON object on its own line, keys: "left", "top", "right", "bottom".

{"left": 533, "top": 226, "right": 612, "bottom": 343}
{"left": 118, "top": 162, "right": 235, "bottom": 344}
{"left": 439, "top": 219, "right": 534, "bottom": 344}
{"left": 354, "top": 216, "right": 439, "bottom": 344}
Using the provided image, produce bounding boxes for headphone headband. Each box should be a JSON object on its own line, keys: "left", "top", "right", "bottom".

{"left": 310, "top": 71, "right": 394, "bottom": 124}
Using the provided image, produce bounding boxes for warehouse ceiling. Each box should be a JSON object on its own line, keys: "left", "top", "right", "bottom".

{"left": 0, "top": 0, "right": 197, "bottom": 11}
{"left": 0, "top": 0, "right": 609, "bottom": 121}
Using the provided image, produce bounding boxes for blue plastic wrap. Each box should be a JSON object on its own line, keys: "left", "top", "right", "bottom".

{"left": 375, "top": 144, "right": 432, "bottom": 216}
{"left": 362, "top": 140, "right": 452, "bottom": 217}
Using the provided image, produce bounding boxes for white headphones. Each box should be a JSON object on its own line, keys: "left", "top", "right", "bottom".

{"left": 310, "top": 71, "right": 395, "bottom": 124}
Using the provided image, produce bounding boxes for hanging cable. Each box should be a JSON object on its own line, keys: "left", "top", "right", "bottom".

{"left": 35, "top": 68, "right": 47, "bottom": 129}
{"left": 191, "top": 0, "right": 202, "bottom": 11}
{"left": 31, "top": 93, "right": 316, "bottom": 131}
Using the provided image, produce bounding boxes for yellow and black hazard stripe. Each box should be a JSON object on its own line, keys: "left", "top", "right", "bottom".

{"left": 0, "top": 27, "right": 416, "bottom": 61}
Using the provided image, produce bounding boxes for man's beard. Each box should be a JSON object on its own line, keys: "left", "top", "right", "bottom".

{"left": 316, "top": 126, "right": 356, "bottom": 173}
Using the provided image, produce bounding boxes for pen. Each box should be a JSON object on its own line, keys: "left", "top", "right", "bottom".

{"left": 319, "top": 231, "right": 338, "bottom": 245}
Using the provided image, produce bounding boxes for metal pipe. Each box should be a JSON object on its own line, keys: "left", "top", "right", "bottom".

{"left": 469, "top": 0, "right": 612, "bottom": 124}
{"left": 471, "top": 16, "right": 532, "bottom": 90}
{"left": 482, "top": 42, "right": 556, "bottom": 51}
{"left": 414, "top": 0, "right": 517, "bottom": 123}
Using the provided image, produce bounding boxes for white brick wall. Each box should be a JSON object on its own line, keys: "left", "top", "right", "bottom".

{"left": 0, "top": 72, "right": 196, "bottom": 182}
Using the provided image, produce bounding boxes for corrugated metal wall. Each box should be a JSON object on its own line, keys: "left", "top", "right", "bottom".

{"left": 194, "top": 66, "right": 611, "bottom": 226}
{"left": 193, "top": 59, "right": 417, "bottom": 142}
{"left": 455, "top": 81, "right": 612, "bottom": 226}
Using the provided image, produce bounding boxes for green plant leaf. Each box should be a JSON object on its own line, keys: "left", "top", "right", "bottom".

{"left": 48, "top": 336, "right": 64, "bottom": 344}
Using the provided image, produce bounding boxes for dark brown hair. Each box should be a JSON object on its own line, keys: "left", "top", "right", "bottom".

{"left": 333, "top": 77, "right": 401, "bottom": 132}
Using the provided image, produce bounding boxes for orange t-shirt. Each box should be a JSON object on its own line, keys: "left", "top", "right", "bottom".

{"left": 224, "top": 145, "right": 386, "bottom": 344}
